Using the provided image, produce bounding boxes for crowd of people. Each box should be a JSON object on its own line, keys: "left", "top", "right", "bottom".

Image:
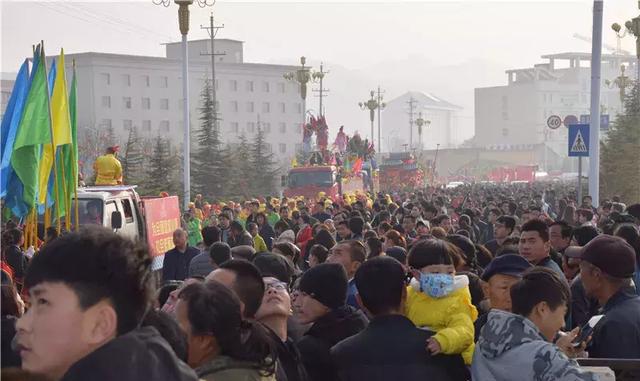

{"left": 2, "top": 182, "right": 640, "bottom": 380}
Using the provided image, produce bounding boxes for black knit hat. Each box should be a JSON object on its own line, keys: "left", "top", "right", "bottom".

{"left": 298, "top": 263, "right": 348, "bottom": 309}
{"left": 580, "top": 235, "right": 636, "bottom": 278}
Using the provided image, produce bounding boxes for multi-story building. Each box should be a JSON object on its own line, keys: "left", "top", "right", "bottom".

{"left": 474, "top": 52, "right": 637, "bottom": 170}
{"left": 382, "top": 91, "right": 462, "bottom": 152}
{"left": 54, "top": 38, "right": 304, "bottom": 170}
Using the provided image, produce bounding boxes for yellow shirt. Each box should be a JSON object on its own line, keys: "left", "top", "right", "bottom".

{"left": 253, "top": 234, "right": 268, "bottom": 253}
{"left": 94, "top": 154, "right": 122, "bottom": 185}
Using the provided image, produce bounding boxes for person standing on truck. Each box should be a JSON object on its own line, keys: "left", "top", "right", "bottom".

{"left": 163, "top": 229, "right": 200, "bottom": 283}
{"left": 93, "top": 145, "right": 123, "bottom": 186}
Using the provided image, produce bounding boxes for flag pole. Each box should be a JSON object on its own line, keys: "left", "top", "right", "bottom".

{"left": 72, "top": 59, "right": 79, "bottom": 232}
{"left": 41, "top": 41, "right": 62, "bottom": 234}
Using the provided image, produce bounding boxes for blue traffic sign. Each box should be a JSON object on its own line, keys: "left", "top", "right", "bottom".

{"left": 568, "top": 124, "right": 590, "bottom": 157}
{"left": 579, "top": 114, "right": 610, "bottom": 131}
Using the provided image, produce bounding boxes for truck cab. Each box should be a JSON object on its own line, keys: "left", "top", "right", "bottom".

{"left": 284, "top": 166, "right": 340, "bottom": 199}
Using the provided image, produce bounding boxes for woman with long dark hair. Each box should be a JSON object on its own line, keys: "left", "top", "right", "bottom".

{"left": 256, "top": 212, "right": 276, "bottom": 251}
{"left": 175, "top": 281, "right": 277, "bottom": 380}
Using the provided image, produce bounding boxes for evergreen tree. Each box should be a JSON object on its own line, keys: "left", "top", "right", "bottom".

{"left": 600, "top": 83, "right": 640, "bottom": 202}
{"left": 121, "top": 126, "right": 145, "bottom": 185}
{"left": 225, "top": 134, "right": 253, "bottom": 199}
{"left": 249, "top": 126, "right": 279, "bottom": 196}
{"left": 191, "top": 79, "right": 227, "bottom": 200}
{"left": 144, "top": 135, "right": 179, "bottom": 196}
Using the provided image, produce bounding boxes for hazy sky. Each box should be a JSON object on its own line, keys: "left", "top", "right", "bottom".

{"left": 1, "top": 0, "right": 637, "bottom": 141}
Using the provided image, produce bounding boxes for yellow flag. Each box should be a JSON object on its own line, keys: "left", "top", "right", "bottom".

{"left": 38, "top": 49, "right": 72, "bottom": 204}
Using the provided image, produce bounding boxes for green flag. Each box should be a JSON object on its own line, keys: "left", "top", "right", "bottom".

{"left": 11, "top": 44, "right": 52, "bottom": 210}
{"left": 60, "top": 61, "right": 78, "bottom": 222}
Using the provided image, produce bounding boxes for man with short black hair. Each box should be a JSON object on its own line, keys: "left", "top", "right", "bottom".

{"left": 579, "top": 235, "right": 640, "bottom": 358}
{"left": 15, "top": 226, "right": 198, "bottom": 381}
{"left": 205, "top": 259, "right": 265, "bottom": 319}
{"left": 188, "top": 225, "right": 221, "bottom": 278}
{"left": 472, "top": 268, "right": 598, "bottom": 381}
{"left": 331, "top": 257, "right": 466, "bottom": 381}
{"left": 576, "top": 209, "right": 594, "bottom": 226}
{"left": 327, "top": 240, "right": 366, "bottom": 309}
{"left": 549, "top": 221, "right": 572, "bottom": 254}
{"left": 312, "top": 201, "right": 331, "bottom": 224}
{"left": 348, "top": 216, "right": 365, "bottom": 241}
{"left": 336, "top": 220, "right": 352, "bottom": 241}
{"left": 218, "top": 212, "right": 232, "bottom": 243}
{"left": 484, "top": 216, "right": 515, "bottom": 256}
{"left": 402, "top": 215, "right": 418, "bottom": 242}
{"left": 519, "top": 219, "right": 564, "bottom": 277}
{"left": 208, "top": 241, "right": 231, "bottom": 267}
{"left": 228, "top": 220, "right": 254, "bottom": 248}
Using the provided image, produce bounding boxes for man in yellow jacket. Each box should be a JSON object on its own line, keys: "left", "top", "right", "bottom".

{"left": 94, "top": 146, "right": 123, "bottom": 186}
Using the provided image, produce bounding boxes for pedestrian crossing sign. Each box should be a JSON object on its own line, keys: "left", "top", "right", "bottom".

{"left": 568, "top": 124, "right": 590, "bottom": 157}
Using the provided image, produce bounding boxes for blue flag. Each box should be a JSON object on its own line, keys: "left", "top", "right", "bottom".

{"left": 0, "top": 59, "right": 30, "bottom": 198}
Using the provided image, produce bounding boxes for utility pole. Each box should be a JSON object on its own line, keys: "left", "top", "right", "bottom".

{"left": 407, "top": 96, "right": 417, "bottom": 149}
{"left": 588, "top": 0, "right": 603, "bottom": 205}
{"left": 376, "top": 86, "right": 385, "bottom": 152}
{"left": 200, "top": 13, "right": 225, "bottom": 127}
{"left": 312, "top": 63, "right": 329, "bottom": 116}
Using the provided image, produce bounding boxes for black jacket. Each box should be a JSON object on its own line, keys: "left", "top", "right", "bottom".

{"left": 570, "top": 274, "right": 599, "bottom": 330}
{"left": 3, "top": 245, "right": 28, "bottom": 286}
{"left": 331, "top": 314, "right": 467, "bottom": 381}
{"left": 297, "top": 306, "right": 368, "bottom": 381}
{"left": 587, "top": 289, "right": 640, "bottom": 359}
{"left": 61, "top": 326, "right": 198, "bottom": 381}
{"left": 267, "top": 328, "right": 309, "bottom": 381}
{"left": 1, "top": 316, "right": 21, "bottom": 368}
{"left": 162, "top": 246, "right": 200, "bottom": 283}
{"left": 260, "top": 223, "right": 276, "bottom": 251}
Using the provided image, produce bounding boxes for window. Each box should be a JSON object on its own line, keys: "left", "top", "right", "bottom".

{"left": 123, "top": 119, "right": 132, "bottom": 131}
{"left": 160, "top": 98, "right": 169, "bottom": 110}
{"left": 230, "top": 122, "right": 239, "bottom": 133}
{"left": 142, "top": 75, "right": 150, "bottom": 87}
{"left": 142, "top": 97, "right": 150, "bottom": 110}
{"left": 247, "top": 122, "right": 256, "bottom": 133}
{"left": 101, "top": 119, "right": 112, "bottom": 129}
{"left": 502, "top": 111, "right": 508, "bottom": 120}
{"left": 215, "top": 79, "right": 219, "bottom": 90}
{"left": 142, "top": 120, "right": 152, "bottom": 132}
{"left": 104, "top": 201, "right": 118, "bottom": 229}
{"left": 502, "top": 128, "right": 509, "bottom": 137}
{"left": 160, "top": 76, "right": 168, "bottom": 88}
{"left": 264, "top": 143, "right": 272, "bottom": 153}
{"left": 101, "top": 96, "right": 111, "bottom": 108}
{"left": 123, "top": 74, "right": 131, "bottom": 87}
{"left": 246, "top": 81, "right": 254, "bottom": 92}
{"left": 295, "top": 143, "right": 303, "bottom": 152}
{"left": 123, "top": 97, "right": 132, "bottom": 109}
{"left": 296, "top": 103, "right": 302, "bottom": 114}
{"left": 278, "top": 82, "right": 285, "bottom": 93}
{"left": 279, "top": 102, "right": 286, "bottom": 113}
{"left": 160, "top": 120, "right": 170, "bottom": 133}
{"left": 246, "top": 102, "right": 254, "bottom": 113}
{"left": 231, "top": 101, "right": 239, "bottom": 112}
{"left": 279, "top": 143, "right": 287, "bottom": 153}
{"left": 262, "top": 81, "right": 270, "bottom": 92}
{"left": 262, "top": 122, "right": 271, "bottom": 133}
{"left": 279, "top": 122, "right": 286, "bottom": 133}
{"left": 230, "top": 80, "right": 238, "bottom": 91}
{"left": 262, "top": 102, "right": 270, "bottom": 113}
{"left": 121, "top": 199, "right": 134, "bottom": 223}
{"left": 101, "top": 73, "right": 110, "bottom": 85}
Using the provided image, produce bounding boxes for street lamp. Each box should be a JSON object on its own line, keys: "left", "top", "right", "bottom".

{"left": 153, "top": 0, "right": 215, "bottom": 209}
{"left": 359, "top": 90, "right": 385, "bottom": 147}
{"left": 414, "top": 112, "right": 431, "bottom": 151}
{"left": 612, "top": 7, "right": 640, "bottom": 84}
{"left": 284, "top": 56, "right": 313, "bottom": 129}
{"left": 605, "top": 64, "right": 633, "bottom": 103}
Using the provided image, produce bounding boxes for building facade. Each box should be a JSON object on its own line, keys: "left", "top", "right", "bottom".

{"left": 56, "top": 39, "right": 304, "bottom": 171}
{"left": 474, "top": 52, "right": 637, "bottom": 170}
{"left": 382, "top": 91, "right": 462, "bottom": 153}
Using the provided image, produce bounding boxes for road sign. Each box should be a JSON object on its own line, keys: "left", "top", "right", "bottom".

{"left": 568, "top": 124, "right": 590, "bottom": 157}
{"left": 564, "top": 115, "right": 579, "bottom": 127}
{"left": 579, "top": 114, "right": 610, "bottom": 131}
{"left": 547, "top": 115, "right": 562, "bottom": 129}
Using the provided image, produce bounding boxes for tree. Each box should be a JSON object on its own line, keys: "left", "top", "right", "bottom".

{"left": 191, "top": 79, "right": 227, "bottom": 201}
{"left": 144, "top": 135, "right": 179, "bottom": 196}
{"left": 121, "top": 126, "right": 145, "bottom": 185}
{"left": 600, "top": 83, "right": 640, "bottom": 202}
{"left": 224, "top": 134, "right": 253, "bottom": 199}
{"left": 249, "top": 126, "right": 279, "bottom": 196}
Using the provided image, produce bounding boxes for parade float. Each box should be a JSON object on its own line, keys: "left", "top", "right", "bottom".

{"left": 378, "top": 152, "right": 425, "bottom": 192}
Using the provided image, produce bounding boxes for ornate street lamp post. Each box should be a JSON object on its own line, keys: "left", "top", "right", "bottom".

{"left": 414, "top": 112, "right": 431, "bottom": 151}
{"left": 153, "top": 0, "right": 215, "bottom": 209}
{"left": 284, "top": 56, "right": 313, "bottom": 128}
{"left": 359, "top": 90, "right": 385, "bottom": 146}
{"left": 605, "top": 65, "right": 633, "bottom": 103}
{"left": 612, "top": 7, "right": 640, "bottom": 85}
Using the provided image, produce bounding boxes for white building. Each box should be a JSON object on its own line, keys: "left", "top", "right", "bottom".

{"left": 474, "top": 52, "right": 637, "bottom": 169}
{"left": 382, "top": 91, "right": 462, "bottom": 152}
{"left": 1, "top": 73, "right": 17, "bottom": 122}
{"left": 53, "top": 39, "right": 304, "bottom": 170}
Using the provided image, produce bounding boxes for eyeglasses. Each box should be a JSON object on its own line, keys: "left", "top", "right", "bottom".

{"left": 265, "top": 281, "right": 288, "bottom": 292}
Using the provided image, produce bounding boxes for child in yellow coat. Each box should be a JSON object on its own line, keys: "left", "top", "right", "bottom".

{"left": 405, "top": 239, "right": 478, "bottom": 365}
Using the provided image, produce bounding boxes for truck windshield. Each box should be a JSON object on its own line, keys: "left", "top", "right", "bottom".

{"left": 288, "top": 171, "right": 334, "bottom": 187}
{"left": 75, "top": 199, "right": 104, "bottom": 225}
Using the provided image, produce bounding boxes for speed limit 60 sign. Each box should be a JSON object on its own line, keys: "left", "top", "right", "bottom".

{"left": 547, "top": 115, "right": 562, "bottom": 129}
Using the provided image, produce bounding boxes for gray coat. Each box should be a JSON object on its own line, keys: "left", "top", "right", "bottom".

{"left": 472, "top": 310, "right": 599, "bottom": 381}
